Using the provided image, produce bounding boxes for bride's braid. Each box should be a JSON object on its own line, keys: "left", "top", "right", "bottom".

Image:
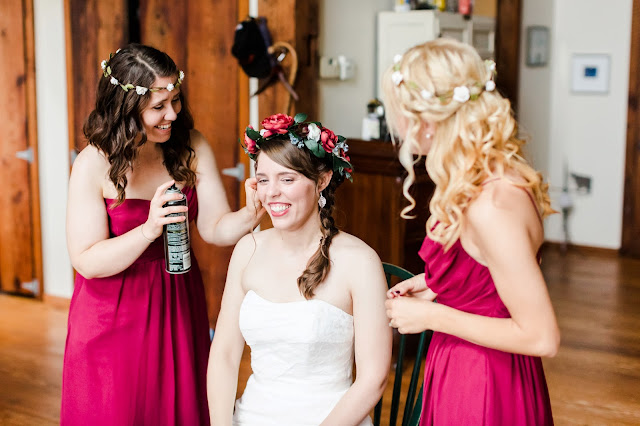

{"left": 298, "top": 175, "right": 342, "bottom": 299}
{"left": 256, "top": 137, "right": 347, "bottom": 299}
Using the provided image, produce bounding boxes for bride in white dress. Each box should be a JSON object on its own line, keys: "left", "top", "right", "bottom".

{"left": 207, "top": 114, "right": 392, "bottom": 426}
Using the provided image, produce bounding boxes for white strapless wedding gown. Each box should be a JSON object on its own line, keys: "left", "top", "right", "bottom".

{"left": 232, "top": 290, "right": 373, "bottom": 426}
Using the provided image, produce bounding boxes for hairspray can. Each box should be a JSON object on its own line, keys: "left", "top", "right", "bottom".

{"left": 163, "top": 184, "right": 191, "bottom": 274}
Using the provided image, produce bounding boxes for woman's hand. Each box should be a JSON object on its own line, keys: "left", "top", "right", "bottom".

{"left": 142, "top": 180, "right": 189, "bottom": 240}
{"left": 386, "top": 273, "right": 437, "bottom": 301}
{"left": 385, "top": 296, "right": 438, "bottom": 334}
{"left": 244, "top": 177, "right": 266, "bottom": 223}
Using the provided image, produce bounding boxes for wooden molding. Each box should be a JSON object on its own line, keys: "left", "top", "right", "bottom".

{"left": 621, "top": 0, "right": 640, "bottom": 256}
{"left": 542, "top": 241, "right": 620, "bottom": 258}
{"left": 43, "top": 294, "right": 71, "bottom": 310}
{"left": 24, "top": 0, "right": 44, "bottom": 300}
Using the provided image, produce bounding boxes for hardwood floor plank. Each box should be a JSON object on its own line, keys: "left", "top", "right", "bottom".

{"left": 1, "top": 246, "right": 639, "bottom": 425}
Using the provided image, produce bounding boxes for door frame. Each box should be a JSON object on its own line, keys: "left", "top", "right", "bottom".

{"left": 495, "top": 0, "right": 522, "bottom": 113}
{"left": 622, "top": 0, "right": 640, "bottom": 256}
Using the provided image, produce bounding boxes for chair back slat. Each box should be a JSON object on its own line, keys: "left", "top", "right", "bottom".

{"left": 374, "top": 262, "right": 433, "bottom": 426}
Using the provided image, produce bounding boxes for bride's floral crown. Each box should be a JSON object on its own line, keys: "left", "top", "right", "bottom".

{"left": 391, "top": 54, "right": 497, "bottom": 104}
{"left": 100, "top": 50, "right": 185, "bottom": 95}
{"left": 242, "top": 113, "right": 353, "bottom": 181}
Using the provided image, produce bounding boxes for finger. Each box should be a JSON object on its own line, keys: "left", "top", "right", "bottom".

{"left": 245, "top": 177, "right": 258, "bottom": 189}
{"left": 155, "top": 180, "right": 176, "bottom": 197}
{"left": 386, "top": 288, "right": 403, "bottom": 298}
{"left": 157, "top": 215, "right": 187, "bottom": 225}
{"left": 389, "top": 281, "right": 414, "bottom": 296}
{"left": 154, "top": 192, "right": 185, "bottom": 208}
{"left": 161, "top": 206, "right": 189, "bottom": 215}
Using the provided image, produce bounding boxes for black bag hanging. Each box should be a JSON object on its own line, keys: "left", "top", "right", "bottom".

{"left": 231, "top": 17, "right": 275, "bottom": 79}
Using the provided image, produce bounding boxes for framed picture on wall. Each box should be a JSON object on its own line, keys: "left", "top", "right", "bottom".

{"left": 526, "top": 26, "right": 549, "bottom": 67}
{"left": 571, "top": 54, "right": 611, "bottom": 94}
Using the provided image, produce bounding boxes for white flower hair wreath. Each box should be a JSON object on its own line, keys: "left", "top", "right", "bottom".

{"left": 101, "top": 51, "right": 185, "bottom": 95}
{"left": 392, "top": 54, "right": 497, "bottom": 104}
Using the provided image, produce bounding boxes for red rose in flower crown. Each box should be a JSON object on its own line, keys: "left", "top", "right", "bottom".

{"left": 342, "top": 153, "right": 352, "bottom": 173}
{"left": 244, "top": 126, "right": 258, "bottom": 154}
{"left": 320, "top": 127, "right": 338, "bottom": 153}
{"left": 260, "top": 113, "right": 294, "bottom": 138}
{"left": 240, "top": 112, "right": 354, "bottom": 181}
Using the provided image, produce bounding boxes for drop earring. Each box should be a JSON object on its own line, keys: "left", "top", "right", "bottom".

{"left": 318, "top": 193, "right": 327, "bottom": 208}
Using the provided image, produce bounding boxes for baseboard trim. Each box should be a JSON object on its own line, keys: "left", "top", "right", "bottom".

{"left": 542, "top": 241, "right": 620, "bottom": 257}
{"left": 43, "top": 294, "right": 71, "bottom": 310}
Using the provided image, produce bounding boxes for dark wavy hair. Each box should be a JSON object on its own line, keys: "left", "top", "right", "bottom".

{"left": 84, "top": 43, "right": 196, "bottom": 206}
{"left": 255, "top": 138, "right": 346, "bottom": 299}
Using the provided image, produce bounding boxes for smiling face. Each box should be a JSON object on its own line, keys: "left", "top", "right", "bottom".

{"left": 255, "top": 152, "right": 323, "bottom": 232}
{"left": 140, "top": 75, "right": 182, "bottom": 143}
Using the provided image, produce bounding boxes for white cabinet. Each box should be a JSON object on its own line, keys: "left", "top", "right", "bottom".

{"left": 376, "top": 10, "right": 495, "bottom": 97}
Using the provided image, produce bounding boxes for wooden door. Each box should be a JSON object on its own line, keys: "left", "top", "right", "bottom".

{"left": 140, "top": 0, "right": 240, "bottom": 326}
{"left": 622, "top": 0, "right": 640, "bottom": 257}
{"left": 0, "top": 0, "right": 43, "bottom": 297}
{"left": 495, "top": 0, "right": 522, "bottom": 112}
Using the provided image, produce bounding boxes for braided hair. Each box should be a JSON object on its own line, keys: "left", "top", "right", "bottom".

{"left": 256, "top": 138, "right": 345, "bottom": 299}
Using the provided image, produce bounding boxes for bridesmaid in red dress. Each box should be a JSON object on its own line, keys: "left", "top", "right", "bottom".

{"left": 62, "top": 44, "right": 263, "bottom": 426}
{"left": 382, "top": 38, "right": 560, "bottom": 425}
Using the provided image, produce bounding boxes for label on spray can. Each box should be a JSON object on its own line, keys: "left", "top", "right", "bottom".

{"left": 163, "top": 184, "right": 192, "bottom": 274}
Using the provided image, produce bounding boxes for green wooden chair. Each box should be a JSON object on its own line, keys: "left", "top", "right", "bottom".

{"left": 374, "top": 262, "right": 433, "bottom": 426}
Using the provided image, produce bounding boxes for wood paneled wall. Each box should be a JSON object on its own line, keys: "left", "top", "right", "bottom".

{"left": 66, "top": 0, "right": 129, "bottom": 152}
{"left": 257, "top": 0, "right": 319, "bottom": 119}
{"left": 139, "top": 0, "right": 240, "bottom": 325}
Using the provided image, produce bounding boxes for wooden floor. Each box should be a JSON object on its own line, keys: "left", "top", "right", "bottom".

{"left": 1, "top": 246, "right": 639, "bottom": 425}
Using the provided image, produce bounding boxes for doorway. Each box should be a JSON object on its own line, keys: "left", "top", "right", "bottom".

{"left": 622, "top": 0, "right": 640, "bottom": 257}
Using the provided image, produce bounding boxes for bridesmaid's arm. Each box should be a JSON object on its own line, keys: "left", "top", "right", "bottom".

{"left": 207, "top": 234, "right": 253, "bottom": 425}
{"left": 66, "top": 147, "right": 186, "bottom": 278}
{"left": 191, "top": 130, "right": 264, "bottom": 246}
{"left": 320, "top": 246, "right": 392, "bottom": 426}
{"left": 386, "top": 184, "right": 560, "bottom": 357}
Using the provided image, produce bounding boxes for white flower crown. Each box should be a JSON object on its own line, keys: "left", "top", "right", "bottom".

{"left": 391, "top": 54, "right": 496, "bottom": 104}
{"left": 100, "top": 50, "right": 184, "bottom": 95}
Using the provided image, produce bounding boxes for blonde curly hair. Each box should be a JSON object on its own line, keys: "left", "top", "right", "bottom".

{"left": 382, "top": 38, "right": 555, "bottom": 250}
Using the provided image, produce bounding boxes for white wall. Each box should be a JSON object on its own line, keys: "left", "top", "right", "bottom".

{"left": 34, "top": 0, "right": 74, "bottom": 298}
{"left": 318, "top": 0, "right": 392, "bottom": 137}
{"left": 517, "top": 0, "right": 553, "bottom": 176}
{"left": 520, "top": 0, "right": 632, "bottom": 248}
{"left": 321, "top": 0, "right": 633, "bottom": 249}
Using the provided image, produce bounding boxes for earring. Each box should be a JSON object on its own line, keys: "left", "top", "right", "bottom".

{"left": 318, "top": 193, "right": 327, "bottom": 208}
{"left": 425, "top": 133, "right": 433, "bottom": 140}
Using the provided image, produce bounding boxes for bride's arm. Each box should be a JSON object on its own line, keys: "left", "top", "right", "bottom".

{"left": 207, "top": 234, "right": 253, "bottom": 425}
{"left": 320, "top": 246, "right": 392, "bottom": 426}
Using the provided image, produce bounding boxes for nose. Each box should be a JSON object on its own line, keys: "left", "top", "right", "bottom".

{"left": 165, "top": 103, "right": 178, "bottom": 121}
{"left": 265, "top": 180, "right": 280, "bottom": 199}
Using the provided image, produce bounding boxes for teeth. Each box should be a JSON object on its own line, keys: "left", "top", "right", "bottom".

{"left": 270, "top": 204, "right": 290, "bottom": 212}
{"left": 157, "top": 124, "right": 171, "bottom": 130}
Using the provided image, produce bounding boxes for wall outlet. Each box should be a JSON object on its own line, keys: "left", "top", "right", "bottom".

{"left": 570, "top": 172, "right": 592, "bottom": 194}
{"left": 319, "top": 56, "right": 340, "bottom": 79}
{"left": 338, "top": 56, "right": 356, "bottom": 80}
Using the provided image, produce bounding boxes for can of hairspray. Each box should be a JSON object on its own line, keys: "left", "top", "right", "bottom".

{"left": 163, "top": 184, "right": 191, "bottom": 274}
